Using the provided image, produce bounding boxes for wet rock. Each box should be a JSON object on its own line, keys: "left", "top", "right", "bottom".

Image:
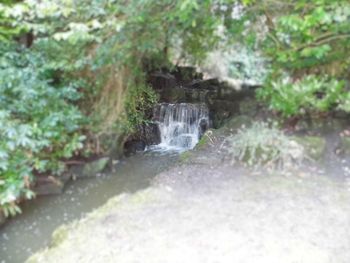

{"left": 33, "top": 174, "right": 70, "bottom": 196}
{"left": 122, "top": 123, "right": 160, "bottom": 156}
{"left": 81, "top": 157, "right": 110, "bottom": 178}
{"left": 187, "top": 79, "right": 218, "bottom": 90}
{"left": 149, "top": 67, "right": 203, "bottom": 94}
{"left": 0, "top": 210, "right": 6, "bottom": 226}
{"left": 158, "top": 86, "right": 187, "bottom": 103}
{"left": 199, "top": 119, "right": 209, "bottom": 137}
{"left": 292, "top": 136, "right": 326, "bottom": 161}
{"left": 142, "top": 123, "right": 161, "bottom": 145}
{"left": 184, "top": 89, "right": 209, "bottom": 103}
{"left": 124, "top": 140, "right": 146, "bottom": 156}
{"left": 149, "top": 72, "right": 177, "bottom": 90}
{"left": 173, "top": 66, "right": 202, "bottom": 85}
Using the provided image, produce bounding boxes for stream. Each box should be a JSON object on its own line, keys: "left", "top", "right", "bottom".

{"left": 0, "top": 152, "right": 178, "bottom": 263}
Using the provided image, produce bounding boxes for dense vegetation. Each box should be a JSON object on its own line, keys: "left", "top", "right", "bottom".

{"left": 0, "top": 0, "right": 349, "bottom": 216}
{"left": 230, "top": 0, "right": 350, "bottom": 117}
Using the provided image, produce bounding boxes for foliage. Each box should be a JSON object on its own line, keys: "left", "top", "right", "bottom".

{"left": 0, "top": 1, "right": 25, "bottom": 42}
{"left": 338, "top": 92, "right": 350, "bottom": 113}
{"left": 14, "top": 0, "right": 226, "bottom": 132}
{"left": 5, "top": 0, "right": 348, "bottom": 215}
{"left": 227, "top": 47, "right": 269, "bottom": 85}
{"left": 257, "top": 75, "right": 346, "bottom": 117}
{"left": 226, "top": 122, "right": 305, "bottom": 170}
{"left": 0, "top": 45, "right": 85, "bottom": 216}
{"left": 0, "top": 0, "right": 239, "bottom": 215}
{"left": 202, "top": 46, "right": 269, "bottom": 86}
{"left": 124, "top": 82, "right": 159, "bottom": 132}
{"left": 228, "top": 0, "right": 350, "bottom": 117}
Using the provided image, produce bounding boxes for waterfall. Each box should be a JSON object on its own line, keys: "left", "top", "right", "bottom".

{"left": 150, "top": 103, "right": 209, "bottom": 151}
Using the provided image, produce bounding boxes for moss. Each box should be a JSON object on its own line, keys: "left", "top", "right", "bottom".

{"left": 50, "top": 225, "right": 69, "bottom": 247}
{"left": 128, "top": 189, "right": 156, "bottom": 206}
{"left": 179, "top": 151, "right": 192, "bottom": 164}
{"left": 82, "top": 157, "right": 110, "bottom": 178}
{"left": 89, "top": 194, "right": 128, "bottom": 218}
{"left": 195, "top": 135, "right": 209, "bottom": 150}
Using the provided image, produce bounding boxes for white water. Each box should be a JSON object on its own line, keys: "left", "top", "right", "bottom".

{"left": 150, "top": 103, "right": 209, "bottom": 152}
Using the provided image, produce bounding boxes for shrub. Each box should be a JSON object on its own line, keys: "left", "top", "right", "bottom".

{"left": 226, "top": 122, "right": 305, "bottom": 170}
{"left": 257, "top": 75, "right": 347, "bottom": 117}
{"left": 338, "top": 92, "right": 350, "bottom": 113}
{"left": 227, "top": 1, "right": 350, "bottom": 118}
{"left": 0, "top": 45, "right": 85, "bottom": 216}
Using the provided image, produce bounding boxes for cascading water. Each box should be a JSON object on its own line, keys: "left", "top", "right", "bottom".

{"left": 150, "top": 103, "right": 209, "bottom": 152}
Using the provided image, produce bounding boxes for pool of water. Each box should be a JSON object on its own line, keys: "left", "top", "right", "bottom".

{"left": 0, "top": 151, "right": 178, "bottom": 263}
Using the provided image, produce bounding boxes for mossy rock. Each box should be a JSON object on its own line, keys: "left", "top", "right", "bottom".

{"left": 194, "top": 132, "right": 212, "bottom": 150}
{"left": 292, "top": 136, "right": 326, "bottom": 161}
{"left": 220, "top": 115, "right": 252, "bottom": 134}
{"left": 340, "top": 137, "right": 350, "bottom": 154}
{"left": 239, "top": 98, "right": 259, "bottom": 117}
{"left": 81, "top": 157, "right": 110, "bottom": 178}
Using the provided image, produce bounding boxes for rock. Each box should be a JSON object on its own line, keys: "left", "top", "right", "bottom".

{"left": 129, "top": 123, "right": 161, "bottom": 146}
{"left": 223, "top": 115, "right": 252, "bottom": 132}
{"left": 173, "top": 66, "right": 201, "bottom": 85}
{"left": 123, "top": 140, "right": 146, "bottom": 156}
{"left": 187, "top": 79, "right": 218, "bottom": 90}
{"left": 292, "top": 136, "right": 326, "bottom": 161}
{"left": 142, "top": 123, "right": 161, "bottom": 145}
{"left": 239, "top": 97, "right": 259, "bottom": 117}
{"left": 81, "top": 157, "right": 110, "bottom": 178}
{"left": 0, "top": 210, "right": 6, "bottom": 226}
{"left": 158, "top": 86, "right": 187, "bottom": 103}
{"left": 184, "top": 89, "right": 208, "bottom": 103}
{"left": 340, "top": 137, "right": 350, "bottom": 154}
{"left": 209, "top": 100, "right": 240, "bottom": 128}
{"left": 149, "top": 72, "right": 177, "bottom": 90}
{"left": 296, "top": 117, "right": 347, "bottom": 133}
{"left": 33, "top": 174, "right": 71, "bottom": 196}
{"left": 199, "top": 119, "right": 209, "bottom": 137}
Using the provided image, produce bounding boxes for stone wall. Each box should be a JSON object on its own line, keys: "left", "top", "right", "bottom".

{"left": 149, "top": 66, "right": 259, "bottom": 128}
{"left": 123, "top": 66, "right": 259, "bottom": 155}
